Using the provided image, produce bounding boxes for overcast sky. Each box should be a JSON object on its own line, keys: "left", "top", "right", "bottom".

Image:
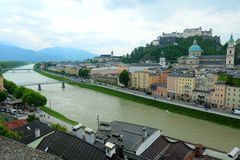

{"left": 0, "top": 0, "right": 239, "bottom": 55}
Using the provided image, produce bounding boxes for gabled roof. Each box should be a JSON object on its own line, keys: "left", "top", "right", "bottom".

{"left": 96, "top": 121, "right": 159, "bottom": 153}
{"left": 5, "top": 119, "right": 28, "bottom": 130}
{"left": 100, "top": 55, "right": 112, "bottom": 58}
{"left": 14, "top": 120, "right": 54, "bottom": 144}
{"left": 141, "top": 136, "right": 221, "bottom": 160}
{"left": 37, "top": 131, "right": 122, "bottom": 160}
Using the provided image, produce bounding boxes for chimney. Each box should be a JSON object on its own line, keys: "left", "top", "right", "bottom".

{"left": 228, "top": 147, "right": 240, "bottom": 160}
{"left": 105, "top": 142, "right": 116, "bottom": 158}
{"left": 72, "top": 123, "right": 85, "bottom": 139}
{"left": 84, "top": 127, "right": 95, "bottom": 144}
{"left": 35, "top": 128, "right": 40, "bottom": 138}
{"left": 142, "top": 127, "right": 147, "bottom": 140}
{"left": 194, "top": 144, "right": 205, "bottom": 157}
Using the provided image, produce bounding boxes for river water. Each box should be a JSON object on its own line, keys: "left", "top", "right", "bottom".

{"left": 3, "top": 64, "right": 240, "bottom": 152}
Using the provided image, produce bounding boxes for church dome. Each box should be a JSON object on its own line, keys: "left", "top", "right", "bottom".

{"left": 189, "top": 39, "right": 202, "bottom": 52}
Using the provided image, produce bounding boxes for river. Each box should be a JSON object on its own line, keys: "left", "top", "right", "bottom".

{"left": 3, "top": 64, "right": 240, "bottom": 152}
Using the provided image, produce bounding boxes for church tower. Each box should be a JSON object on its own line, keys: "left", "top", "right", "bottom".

{"left": 111, "top": 51, "right": 114, "bottom": 57}
{"left": 159, "top": 50, "right": 166, "bottom": 67}
{"left": 226, "top": 35, "right": 235, "bottom": 68}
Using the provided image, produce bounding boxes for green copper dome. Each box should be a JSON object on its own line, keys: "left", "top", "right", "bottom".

{"left": 189, "top": 39, "right": 202, "bottom": 52}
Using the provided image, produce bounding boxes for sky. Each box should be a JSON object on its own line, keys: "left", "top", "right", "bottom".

{"left": 0, "top": 0, "right": 240, "bottom": 56}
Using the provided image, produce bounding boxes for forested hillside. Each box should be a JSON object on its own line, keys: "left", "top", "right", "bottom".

{"left": 0, "top": 61, "right": 27, "bottom": 74}
{"left": 121, "top": 36, "right": 234, "bottom": 63}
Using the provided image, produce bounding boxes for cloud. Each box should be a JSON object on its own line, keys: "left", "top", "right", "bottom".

{"left": 0, "top": 0, "right": 239, "bottom": 55}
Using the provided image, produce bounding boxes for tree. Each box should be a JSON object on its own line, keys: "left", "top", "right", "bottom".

{"left": 13, "top": 86, "right": 27, "bottom": 99}
{"left": 119, "top": 70, "right": 130, "bottom": 87}
{"left": 0, "top": 91, "right": 7, "bottom": 102}
{"left": 3, "top": 79, "right": 17, "bottom": 94}
{"left": 22, "top": 91, "right": 47, "bottom": 107}
{"left": 0, "top": 121, "right": 21, "bottom": 139}
{"left": 78, "top": 68, "right": 90, "bottom": 78}
{"left": 26, "top": 114, "right": 39, "bottom": 123}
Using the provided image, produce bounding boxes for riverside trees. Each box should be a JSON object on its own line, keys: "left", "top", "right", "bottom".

{"left": 4, "top": 79, "right": 47, "bottom": 107}
{"left": 119, "top": 70, "right": 130, "bottom": 88}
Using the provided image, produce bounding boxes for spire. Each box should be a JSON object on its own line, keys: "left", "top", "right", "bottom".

{"left": 160, "top": 50, "right": 165, "bottom": 58}
{"left": 228, "top": 34, "right": 234, "bottom": 46}
{"left": 193, "top": 39, "right": 197, "bottom": 45}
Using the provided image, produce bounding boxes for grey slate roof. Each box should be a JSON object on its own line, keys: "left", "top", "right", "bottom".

{"left": 37, "top": 131, "right": 123, "bottom": 160}
{"left": 199, "top": 61, "right": 226, "bottom": 65}
{"left": 0, "top": 135, "right": 61, "bottom": 160}
{"left": 14, "top": 120, "right": 54, "bottom": 144}
{"left": 96, "top": 121, "right": 158, "bottom": 153}
{"left": 200, "top": 55, "right": 226, "bottom": 59}
{"left": 140, "top": 136, "right": 220, "bottom": 160}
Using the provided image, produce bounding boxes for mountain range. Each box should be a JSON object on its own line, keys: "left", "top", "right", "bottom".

{"left": 0, "top": 42, "right": 97, "bottom": 62}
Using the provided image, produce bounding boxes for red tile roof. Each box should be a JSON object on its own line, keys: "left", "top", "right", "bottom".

{"left": 5, "top": 119, "right": 28, "bottom": 130}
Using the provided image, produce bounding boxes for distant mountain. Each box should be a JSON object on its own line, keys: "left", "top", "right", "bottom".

{"left": 39, "top": 47, "right": 96, "bottom": 61}
{"left": 0, "top": 44, "right": 40, "bottom": 61}
{"left": 0, "top": 41, "right": 17, "bottom": 47}
{"left": 0, "top": 43, "right": 96, "bottom": 62}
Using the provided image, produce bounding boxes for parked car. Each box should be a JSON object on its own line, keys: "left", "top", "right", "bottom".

{"left": 0, "top": 108, "right": 5, "bottom": 112}
{"left": 166, "top": 97, "right": 172, "bottom": 100}
{"left": 232, "top": 108, "right": 240, "bottom": 115}
{"left": 18, "top": 109, "right": 24, "bottom": 114}
{"left": 204, "top": 104, "right": 211, "bottom": 109}
{"left": 10, "top": 109, "right": 17, "bottom": 115}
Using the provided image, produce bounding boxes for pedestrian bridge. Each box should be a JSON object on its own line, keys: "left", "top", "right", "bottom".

{"left": 17, "top": 80, "right": 72, "bottom": 90}
{"left": 10, "top": 68, "right": 34, "bottom": 72}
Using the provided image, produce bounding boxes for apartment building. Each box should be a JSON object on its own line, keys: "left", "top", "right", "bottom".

{"left": 131, "top": 70, "right": 160, "bottom": 91}
{"left": 225, "top": 86, "right": 240, "bottom": 109}
{"left": 150, "top": 83, "right": 167, "bottom": 98}
{"left": 176, "top": 74, "right": 196, "bottom": 102}
{"left": 192, "top": 73, "right": 218, "bottom": 104}
{"left": 210, "top": 82, "right": 226, "bottom": 109}
{"left": 167, "top": 74, "right": 178, "bottom": 99}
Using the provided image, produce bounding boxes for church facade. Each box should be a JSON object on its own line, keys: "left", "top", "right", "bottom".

{"left": 177, "top": 35, "right": 235, "bottom": 68}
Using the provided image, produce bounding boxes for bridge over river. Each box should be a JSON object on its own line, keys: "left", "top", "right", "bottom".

{"left": 17, "top": 80, "right": 72, "bottom": 90}
{"left": 3, "top": 64, "right": 240, "bottom": 152}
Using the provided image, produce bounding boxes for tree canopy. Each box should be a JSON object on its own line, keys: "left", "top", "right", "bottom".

{"left": 119, "top": 70, "right": 130, "bottom": 87}
{"left": 0, "top": 121, "right": 21, "bottom": 140}
{"left": 27, "top": 114, "right": 39, "bottom": 123}
{"left": 0, "top": 91, "right": 7, "bottom": 102}
{"left": 4, "top": 79, "right": 47, "bottom": 107}
{"left": 78, "top": 68, "right": 90, "bottom": 78}
{"left": 22, "top": 91, "right": 47, "bottom": 107}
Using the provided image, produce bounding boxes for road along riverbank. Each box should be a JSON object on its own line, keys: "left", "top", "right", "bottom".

{"left": 34, "top": 65, "right": 240, "bottom": 130}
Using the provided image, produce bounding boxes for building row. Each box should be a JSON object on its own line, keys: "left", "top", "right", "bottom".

{"left": 130, "top": 68, "right": 240, "bottom": 110}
